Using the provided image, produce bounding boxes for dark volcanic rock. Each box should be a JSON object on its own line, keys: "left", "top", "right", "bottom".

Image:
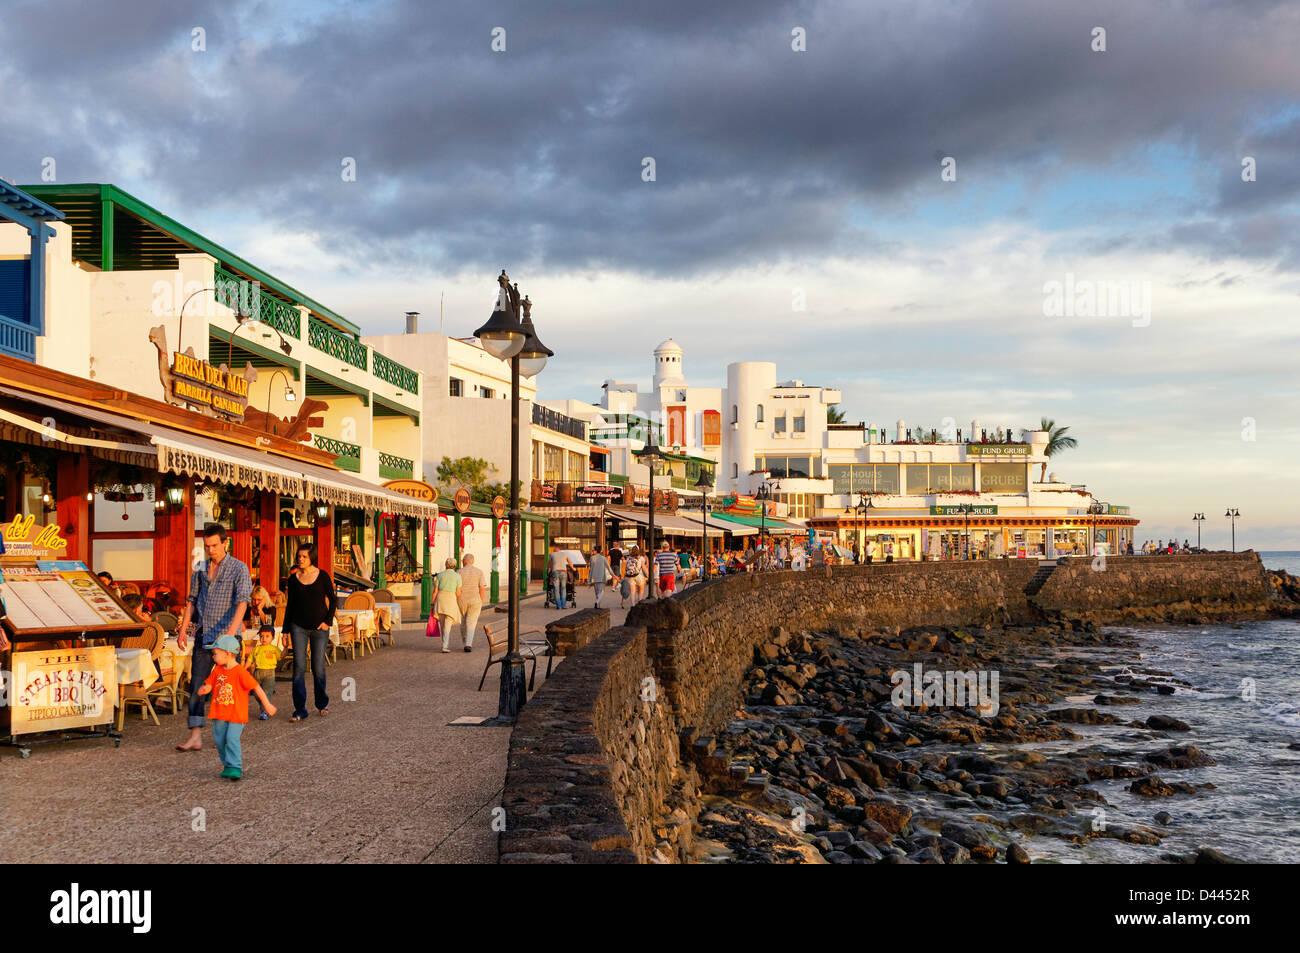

{"left": 1145, "top": 715, "right": 1191, "bottom": 732}
{"left": 1048, "top": 707, "right": 1118, "bottom": 725}
{"left": 1145, "top": 745, "right": 1216, "bottom": 769}
{"left": 1006, "top": 843, "right": 1031, "bottom": 864}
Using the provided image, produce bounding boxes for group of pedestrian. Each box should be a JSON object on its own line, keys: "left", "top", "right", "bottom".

{"left": 430, "top": 553, "right": 488, "bottom": 652}
{"left": 1141, "top": 539, "right": 1195, "bottom": 555}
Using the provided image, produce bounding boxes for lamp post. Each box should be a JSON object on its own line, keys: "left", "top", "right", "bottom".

{"left": 1192, "top": 512, "right": 1205, "bottom": 550}
{"left": 958, "top": 502, "right": 974, "bottom": 560}
{"left": 855, "top": 493, "right": 872, "bottom": 561}
{"left": 474, "top": 271, "right": 551, "bottom": 723}
{"left": 1225, "top": 508, "right": 1240, "bottom": 553}
{"left": 1088, "top": 501, "right": 1105, "bottom": 556}
{"left": 694, "top": 472, "right": 713, "bottom": 580}
{"left": 261, "top": 369, "right": 297, "bottom": 431}
{"left": 637, "top": 441, "right": 664, "bottom": 575}
{"left": 756, "top": 477, "right": 781, "bottom": 569}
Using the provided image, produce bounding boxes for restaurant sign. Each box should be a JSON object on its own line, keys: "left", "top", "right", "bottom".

{"left": 931, "top": 505, "right": 998, "bottom": 516}
{"left": 574, "top": 485, "right": 624, "bottom": 504}
{"left": 156, "top": 445, "right": 305, "bottom": 497}
{"left": 1106, "top": 504, "right": 1131, "bottom": 515}
{"left": 2, "top": 515, "right": 69, "bottom": 556}
{"left": 382, "top": 480, "right": 439, "bottom": 504}
{"left": 8, "top": 646, "right": 118, "bottom": 735}
{"left": 966, "top": 444, "right": 1031, "bottom": 456}
{"left": 168, "top": 352, "right": 254, "bottom": 421}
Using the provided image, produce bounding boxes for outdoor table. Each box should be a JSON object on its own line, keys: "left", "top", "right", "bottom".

{"left": 374, "top": 602, "right": 401, "bottom": 645}
{"left": 333, "top": 609, "right": 377, "bottom": 654}
{"left": 114, "top": 648, "right": 159, "bottom": 728}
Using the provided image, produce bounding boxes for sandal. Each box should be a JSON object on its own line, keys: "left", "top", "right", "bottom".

{"left": 318, "top": 708, "right": 329, "bottom": 716}
{"left": 291, "top": 715, "right": 305, "bottom": 722}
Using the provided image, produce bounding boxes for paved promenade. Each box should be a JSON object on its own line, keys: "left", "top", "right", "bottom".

{"left": 0, "top": 590, "right": 630, "bottom": 864}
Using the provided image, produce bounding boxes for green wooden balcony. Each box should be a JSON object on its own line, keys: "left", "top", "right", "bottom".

{"left": 213, "top": 268, "right": 302, "bottom": 339}
{"left": 378, "top": 452, "right": 415, "bottom": 481}
{"left": 312, "top": 433, "right": 362, "bottom": 472}
{"left": 308, "top": 316, "right": 368, "bottom": 370}
{"left": 372, "top": 350, "right": 419, "bottom": 394}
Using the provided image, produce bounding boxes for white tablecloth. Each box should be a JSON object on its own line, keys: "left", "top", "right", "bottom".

{"left": 374, "top": 602, "right": 402, "bottom": 628}
{"left": 114, "top": 649, "right": 158, "bottom": 705}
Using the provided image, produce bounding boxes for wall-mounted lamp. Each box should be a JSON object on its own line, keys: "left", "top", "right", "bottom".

{"left": 316, "top": 504, "right": 330, "bottom": 520}
{"left": 167, "top": 486, "right": 185, "bottom": 506}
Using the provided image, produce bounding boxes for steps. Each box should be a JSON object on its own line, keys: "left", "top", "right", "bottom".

{"left": 1024, "top": 561, "right": 1059, "bottom": 597}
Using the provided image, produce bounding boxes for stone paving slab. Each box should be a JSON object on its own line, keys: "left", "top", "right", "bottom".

{"left": 0, "top": 592, "right": 631, "bottom": 865}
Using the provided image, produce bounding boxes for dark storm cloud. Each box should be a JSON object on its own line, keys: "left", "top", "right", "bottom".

{"left": 2, "top": 0, "right": 1298, "bottom": 275}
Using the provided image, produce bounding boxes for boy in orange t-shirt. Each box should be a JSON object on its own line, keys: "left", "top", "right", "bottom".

{"left": 199, "top": 634, "right": 276, "bottom": 780}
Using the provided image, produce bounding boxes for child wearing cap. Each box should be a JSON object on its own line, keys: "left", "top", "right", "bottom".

{"left": 245, "top": 625, "right": 282, "bottom": 721}
{"left": 198, "top": 634, "right": 276, "bottom": 780}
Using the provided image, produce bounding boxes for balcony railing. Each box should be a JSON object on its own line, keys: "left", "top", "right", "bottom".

{"left": 308, "top": 316, "right": 368, "bottom": 370}
{"left": 0, "top": 315, "right": 35, "bottom": 362}
{"left": 378, "top": 452, "right": 415, "bottom": 481}
{"left": 372, "top": 350, "right": 419, "bottom": 394}
{"left": 532, "top": 404, "right": 586, "bottom": 440}
{"left": 213, "top": 268, "right": 302, "bottom": 339}
{"left": 312, "top": 433, "right": 362, "bottom": 472}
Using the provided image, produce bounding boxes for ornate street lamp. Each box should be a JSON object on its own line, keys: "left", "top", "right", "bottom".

{"left": 636, "top": 441, "right": 664, "bottom": 572}
{"left": 474, "top": 270, "right": 548, "bottom": 723}
{"left": 694, "top": 471, "right": 713, "bottom": 580}
{"left": 1192, "top": 512, "right": 1205, "bottom": 550}
{"left": 959, "top": 502, "right": 974, "bottom": 560}
{"left": 1225, "top": 508, "right": 1240, "bottom": 553}
{"left": 1088, "top": 501, "right": 1106, "bottom": 555}
{"left": 756, "top": 477, "right": 781, "bottom": 569}
{"left": 854, "top": 493, "right": 872, "bottom": 562}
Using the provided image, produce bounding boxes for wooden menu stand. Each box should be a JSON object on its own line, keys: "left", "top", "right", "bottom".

{"left": 1, "top": 556, "right": 146, "bottom": 758}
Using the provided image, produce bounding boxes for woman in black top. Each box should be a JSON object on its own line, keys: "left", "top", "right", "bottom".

{"left": 283, "top": 543, "right": 337, "bottom": 721}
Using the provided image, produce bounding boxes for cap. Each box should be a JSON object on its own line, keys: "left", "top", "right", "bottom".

{"left": 211, "top": 634, "right": 241, "bottom": 654}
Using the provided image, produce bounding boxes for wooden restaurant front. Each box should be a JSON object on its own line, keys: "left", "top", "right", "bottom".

{"left": 0, "top": 353, "right": 435, "bottom": 603}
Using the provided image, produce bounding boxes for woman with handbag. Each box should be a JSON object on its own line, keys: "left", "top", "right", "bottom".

{"left": 433, "top": 558, "right": 463, "bottom": 654}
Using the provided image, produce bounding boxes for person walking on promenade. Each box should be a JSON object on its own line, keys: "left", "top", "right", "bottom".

{"left": 457, "top": 553, "right": 487, "bottom": 653}
{"left": 622, "top": 546, "right": 645, "bottom": 605}
{"left": 655, "top": 541, "right": 679, "bottom": 597}
{"left": 283, "top": 543, "right": 336, "bottom": 721}
{"left": 434, "top": 558, "right": 463, "bottom": 652}
{"left": 176, "top": 524, "right": 251, "bottom": 752}
{"left": 588, "top": 546, "right": 616, "bottom": 608}
{"left": 197, "top": 634, "right": 276, "bottom": 779}
{"left": 609, "top": 542, "right": 624, "bottom": 579}
{"left": 548, "top": 543, "right": 573, "bottom": 609}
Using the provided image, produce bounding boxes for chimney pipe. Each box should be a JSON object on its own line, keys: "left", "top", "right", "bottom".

{"left": 405, "top": 312, "right": 419, "bottom": 334}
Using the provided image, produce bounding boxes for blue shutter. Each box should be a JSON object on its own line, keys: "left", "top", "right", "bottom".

{"left": 0, "top": 259, "right": 31, "bottom": 324}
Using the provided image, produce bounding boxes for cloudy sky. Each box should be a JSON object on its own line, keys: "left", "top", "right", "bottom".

{"left": 3, "top": 0, "right": 1297, "bottom": 547}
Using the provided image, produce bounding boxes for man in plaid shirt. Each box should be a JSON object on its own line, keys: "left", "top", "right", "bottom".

{"left": 176, "top": 524, "right": 252, "bottom": 751}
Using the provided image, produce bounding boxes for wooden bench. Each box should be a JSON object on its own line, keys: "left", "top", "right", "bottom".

{"left": 479, "top": 620, "right": 552, "bottom": 692}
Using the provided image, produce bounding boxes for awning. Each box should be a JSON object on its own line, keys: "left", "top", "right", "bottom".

{"left": 606, "top": 506, "right": 723, "bottom": 538}
{"left": 527, "top": 504, "right": 606, "bottom": 518}
{"left": 712, "top": 511, "right": 804, "bottom": 534}
{"left": 3, "top": 389, "right": 436, "bottom": 518}
{"left": 677, "top": 510, "right": 753, "bottom": 537}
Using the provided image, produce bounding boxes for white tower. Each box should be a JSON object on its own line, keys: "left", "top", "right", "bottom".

{"left": 653, "top": 339, "right": 686, "bottom": 390}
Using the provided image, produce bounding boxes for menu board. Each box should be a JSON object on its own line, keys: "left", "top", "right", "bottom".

{"left": 0, "top": 559, "right": 141, "bottom": 638}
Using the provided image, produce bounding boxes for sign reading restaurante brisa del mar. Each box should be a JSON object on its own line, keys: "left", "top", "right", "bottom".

{"left": 170, "top": 351, "right": 252, "bottom": 420}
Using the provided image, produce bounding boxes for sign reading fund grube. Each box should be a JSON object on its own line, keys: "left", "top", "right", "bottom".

{"left": 8, "top": 646, "right": 118, "bottom": 735}
{"left": 965, "top": 444, "right": 1031, "bottom": 456}
{"left": 156, "top": 445, "right": 305, "bottom": 496}
{"left": 169, "top": 352, "right": 254, "bottom": 421}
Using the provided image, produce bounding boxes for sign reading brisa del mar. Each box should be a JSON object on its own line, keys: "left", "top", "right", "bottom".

{"left": 170, "top": 352, "right": 253, "bottom": 420}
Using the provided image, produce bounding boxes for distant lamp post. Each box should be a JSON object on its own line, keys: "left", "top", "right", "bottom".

{"left": 636, "top": 441, "right": 664, "bottom": 561}
{"left": 1192, "top": 512, "right": 1206, "bottom": 550}
{"left": 855, "top": 493, "right": 872, "bottom": 560}
{"left": 958, "top": 502, "right": 974, "bottom": 559}
{"left": 1088, "top": 501, "right": 1106, "bottom": 555}
{"left": 756, "top": 477, "right": 781, "bottom": 566}
{"left": 474, "top": 270, "right": 550, "bottom": 723}
{"left": 694, "top": 472, "right": 713, "bottom": 580}
{"left": 1225, "top": 508, "right": 1240, "bottom": 553}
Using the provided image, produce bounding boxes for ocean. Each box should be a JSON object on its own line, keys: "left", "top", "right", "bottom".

{"left": 1021, "top": 551, "right": 1300, "bottom": 862}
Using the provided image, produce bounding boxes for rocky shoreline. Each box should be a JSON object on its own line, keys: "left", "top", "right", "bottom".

{"left": 686, "top": 618, "right": 1250, "bottom": 864}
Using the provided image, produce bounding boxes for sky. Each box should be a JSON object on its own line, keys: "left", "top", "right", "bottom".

{"left": 2, "top": 0, "right": 1297, "bottom": 548}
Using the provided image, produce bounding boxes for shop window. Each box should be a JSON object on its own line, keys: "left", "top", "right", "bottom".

{"left": 829, "top": 464, "right": 852, "bottom": 495}
{"left": 980, "top": 463, "right": 1028, "bottom": 494}
{"left": 449, "top": 377, "right": 463, "bottom": 397}
{"left": 544, "top": 445, "right": 564, "bottom": 482}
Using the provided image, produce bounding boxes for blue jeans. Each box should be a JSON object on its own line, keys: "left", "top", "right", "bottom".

{"left": 211, "top": 719, "right": 244, "bottom": 768}
{"left": 289, "top": 623, "right": 329, "bottom": 717}
{"left": 552, "top": 574, "right": 566, "bottom": 609}
{"left": 187, "top": 644, "right": 214, "bottom": 729}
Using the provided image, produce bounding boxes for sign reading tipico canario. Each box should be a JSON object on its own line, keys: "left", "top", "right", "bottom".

{"left": 8, "top": 646, "right": 118, "bottom": 735}
{"left": 169, "top": 351, "right": 254, "bottom": 421}
{"left": 965, "top": 444, "right": 1031, "bottom": 456}
{"left": 931, "top": 505, "right": 998, "bottom": 516}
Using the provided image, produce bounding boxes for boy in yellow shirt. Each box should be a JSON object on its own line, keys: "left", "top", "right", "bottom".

{"left": 245, "top": 625, "right": 282, "bottom": 721}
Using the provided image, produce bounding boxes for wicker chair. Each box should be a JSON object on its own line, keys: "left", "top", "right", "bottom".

{"left": 153, "top": 610, "right": 179, "bottom": 636}
{"left": 342, "top": 591, "right": 378, "bottom": 655}
{"left": 119, "top": 622, "right": 165, "bottom": 728}
{"left": 146, "top": 645, "right": 188, "bottom": 714}
{"left": 370, "top": 589, "right": 395, "bottom": 646}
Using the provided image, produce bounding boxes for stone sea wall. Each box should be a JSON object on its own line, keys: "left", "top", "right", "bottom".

{"left": 500, "top": 551, "right": 1287, "bottom": 863}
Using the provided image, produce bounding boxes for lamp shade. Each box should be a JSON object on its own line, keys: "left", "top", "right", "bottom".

{"left": 693, "top": 473, "right": 712, "bottom": 492}
{"left": 475, "top": 281, "right": 525, "bottom": 359}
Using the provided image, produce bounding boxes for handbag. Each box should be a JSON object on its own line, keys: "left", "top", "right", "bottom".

{"left": 425, "top": 614, "right": 440, "bottom": 640}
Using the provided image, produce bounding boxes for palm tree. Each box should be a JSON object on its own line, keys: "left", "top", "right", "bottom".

{"left": 1039, "top": 418, "right": 1077, "bottom": 483}
{"left": 827, "top": 405, "right": 847, "bottom": 425}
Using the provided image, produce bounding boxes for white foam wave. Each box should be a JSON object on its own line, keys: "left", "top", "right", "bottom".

{"left": 1259, "top": 703, "right": 1300, "bottom": 730}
